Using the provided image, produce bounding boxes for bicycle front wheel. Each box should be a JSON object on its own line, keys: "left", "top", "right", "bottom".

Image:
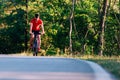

{"left": 33, "top": 47, "right": 38, "bottom": 56}
{"left": 33, "top": 39, "right": 38, "bottom": 56}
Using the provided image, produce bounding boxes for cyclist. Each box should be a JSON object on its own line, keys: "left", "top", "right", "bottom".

{"left": 29, "top": 13, "right": 45, "bottom": 52}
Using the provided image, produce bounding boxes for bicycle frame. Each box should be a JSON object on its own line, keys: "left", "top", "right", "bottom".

{"left": 32, "top": 32, "right": 41, "bottom": 56}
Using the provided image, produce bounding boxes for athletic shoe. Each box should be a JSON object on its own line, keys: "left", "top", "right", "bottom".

{"left": 38, "top": 48, "right": 41, "bottom": 52}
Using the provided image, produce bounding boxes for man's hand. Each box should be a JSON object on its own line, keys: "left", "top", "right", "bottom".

{"left": 41, "top": 32, "right": 45, "bottom": 35}
{"left": 29, "top": 31, "right": 33, "bottom": 35}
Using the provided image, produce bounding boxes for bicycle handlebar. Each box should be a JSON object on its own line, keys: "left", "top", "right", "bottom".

{"left": 30, "top": 32, "right": 41, "bottom": 35}
{"left": 33, "top": 32, "right": 41, "bottom": 35}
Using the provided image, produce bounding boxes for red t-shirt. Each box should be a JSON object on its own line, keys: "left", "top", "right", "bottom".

{"left": 30, "top": 18, "right": 43, "bottom": 31}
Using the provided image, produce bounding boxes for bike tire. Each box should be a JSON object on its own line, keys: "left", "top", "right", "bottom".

{"left": 33, "top": 39, "right": 38, "bottom": 56}
{"left": 33, "top": 47, "right": 38, "bottom": 56}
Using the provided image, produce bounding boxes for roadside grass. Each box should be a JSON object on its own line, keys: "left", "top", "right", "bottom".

{"left": 77, "top": 55, "right": 120, "bottom": 80}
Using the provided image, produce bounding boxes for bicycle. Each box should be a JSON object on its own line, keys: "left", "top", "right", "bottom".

{"left": 32, "top": 32, "right": 41, "bottom": 56}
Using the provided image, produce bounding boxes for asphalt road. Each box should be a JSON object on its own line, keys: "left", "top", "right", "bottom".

{"left": 0, "top": 55, "right": 116, "bottom": 80}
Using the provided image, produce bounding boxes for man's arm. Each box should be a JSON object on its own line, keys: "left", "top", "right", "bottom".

{"left": 30, "top": 23, "right": 33, "bottom": 34}
{"left": 41, "top": 22, "right": 45, "bottom": 34}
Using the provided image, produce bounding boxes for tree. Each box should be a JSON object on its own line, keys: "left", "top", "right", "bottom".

{"left": 25, "top": 0, "right": 28, "bottom": 50}
{"left": 99, "top": 0, "right": 108, "bottom": 56}
{"left": 0, "top": 0, "right": 120, "bottom": 56}
{"left": 69, "top": 0, "right": 75, "bottom": 54}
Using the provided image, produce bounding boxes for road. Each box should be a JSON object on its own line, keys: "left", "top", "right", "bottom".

{"left": 0, "top": 55, "right": 116, "bottom": 80}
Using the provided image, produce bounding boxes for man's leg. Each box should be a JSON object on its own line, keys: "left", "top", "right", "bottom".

{"left": 29, "top": 34, "right": 34, "bottom": 48}
{"left": 37, "top": 35, "right": 41, "bottom": 51}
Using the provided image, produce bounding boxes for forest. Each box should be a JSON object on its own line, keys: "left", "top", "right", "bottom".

{"left": 0, "top": 0, "right": 120, "bottom": 56}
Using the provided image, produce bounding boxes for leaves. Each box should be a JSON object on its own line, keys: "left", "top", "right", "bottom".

{"left": 0, "top": 0, "right": 120, "bottom": 55}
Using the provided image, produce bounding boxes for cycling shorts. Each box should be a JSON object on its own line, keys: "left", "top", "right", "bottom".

{"left": 32, "top": 30, "right": 40, "bottom": 35}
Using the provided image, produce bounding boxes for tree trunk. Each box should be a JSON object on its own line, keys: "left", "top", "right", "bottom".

{"left": 25, "top": 0, "right": 28, "bottom": 50}
{"left": 99, "top": 0, "right": 108, "bottom": 56}
{"left": 69, "top": 0, "right": 75, "bottom": 54}
{"left": 118, "top": 0, "right": 120, "bottom": 49}
{"left": 69, "top": 13, "right": 72, "bottom": 54}
{"left": 81, "top": 30, "right": 89, "bottom": 54}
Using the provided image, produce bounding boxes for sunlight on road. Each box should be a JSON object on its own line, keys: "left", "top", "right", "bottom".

{"left": 0, "top": 72, "right": 95, "bottom": 80}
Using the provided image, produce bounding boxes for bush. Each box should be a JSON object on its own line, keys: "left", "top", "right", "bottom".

{"left": 46, "top": 48, "right": 57, "bottom": 56}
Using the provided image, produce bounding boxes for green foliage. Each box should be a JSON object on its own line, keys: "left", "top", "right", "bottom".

{"left": 0, "top": 1, "right": 27, "bottom": 54}
{"left": 104, "top": 11, "right": 120, "bottom": 56}
{"left": 75, "top": 14, "right": 90, "bottom": 36}
{"left": 46, "top": 47, "right": 57, "bottom": 56}
{"left": 0, "top": 0, "right": 120, "bottom": 56}
{"left": 73, "top": 41, "right": 81, "bottom": 52}
{"left": 0, "top": 27, "right": 24, "bottom": 54}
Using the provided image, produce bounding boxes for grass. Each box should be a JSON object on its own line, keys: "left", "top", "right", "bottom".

{"left": 78, "top": 55, "right": 120, "bottom": 80}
